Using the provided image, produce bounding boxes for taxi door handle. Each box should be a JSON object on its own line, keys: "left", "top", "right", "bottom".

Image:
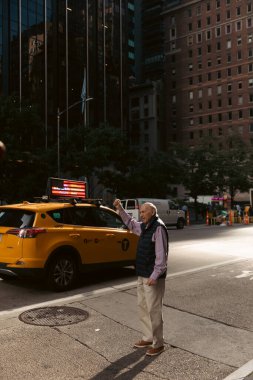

{"left": 106, "top": 234, "right": 115, "bottom": 237}
{"left": 69, "top": 233, "right": 80, "bottom": 238}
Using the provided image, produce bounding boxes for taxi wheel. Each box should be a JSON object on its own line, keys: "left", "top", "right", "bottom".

{"left": 46, "top": 253, "right": 78, "bottom": 291}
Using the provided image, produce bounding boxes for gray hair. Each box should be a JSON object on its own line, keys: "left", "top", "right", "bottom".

{"left": 142, "top": 202, "right": 157, "bottom": 216}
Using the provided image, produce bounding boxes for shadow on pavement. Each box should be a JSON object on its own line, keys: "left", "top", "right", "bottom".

{"left": 89, "top": 348, "right": 156, "bottom": 380}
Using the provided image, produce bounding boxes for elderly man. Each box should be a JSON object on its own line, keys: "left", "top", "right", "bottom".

{"left": 113, "top": 199, "right": 169, "bottom": 356}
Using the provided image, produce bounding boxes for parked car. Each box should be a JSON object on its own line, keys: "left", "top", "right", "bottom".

{"left": 0, "top": 199, "right": 138, "bottom": 291}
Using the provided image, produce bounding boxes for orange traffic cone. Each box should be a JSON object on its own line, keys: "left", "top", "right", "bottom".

{"left": 186, "top": 210, "right": 190, "bottom": 226}
{"left": 206, "top": 210, "right": 209, "bottom": 225}
{"left": 228, "top": 210, "right": 233, "bottom": 226}
{"left": 244, "top": 212, "right": 249, "bottom": 225}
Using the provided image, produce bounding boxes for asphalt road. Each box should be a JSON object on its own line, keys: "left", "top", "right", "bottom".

{"left": 0, "top": 224, "right": 252, "bottom": 379}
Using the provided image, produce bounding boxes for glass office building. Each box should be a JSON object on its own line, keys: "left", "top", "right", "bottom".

{"left": 0, "top": 0, "right": 132, "bottom": 147}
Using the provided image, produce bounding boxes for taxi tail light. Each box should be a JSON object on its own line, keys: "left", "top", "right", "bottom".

{"left": 6, "top": 228, "right": 46, "bottom": 238}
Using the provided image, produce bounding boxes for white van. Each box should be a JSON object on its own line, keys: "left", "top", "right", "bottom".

{"left": 120, "top": 198, "right": 185, "bottom": 229}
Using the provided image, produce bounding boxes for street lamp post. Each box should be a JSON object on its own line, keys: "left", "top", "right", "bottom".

{"left": 57, "top": 97, "right": 93, "bottom": 177}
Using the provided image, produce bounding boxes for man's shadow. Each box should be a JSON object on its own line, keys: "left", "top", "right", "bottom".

{"left": 89, "top": 347, "right": 157, "bottom": 380}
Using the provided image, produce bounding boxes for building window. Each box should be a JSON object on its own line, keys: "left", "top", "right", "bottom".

{"left": 217, "top": 41, "right": 221, "bottom": 50}
{"left": 237, "top": 50, "right": 242, "bottom": 60}
{"left": 198, "top": 62, "right": 202, "bottom": 69}
{"left": 218, "top": 113, "right": 222, "bottom": 121}
{"left": 199, "top": 103, "right": 203, "bottom": 110}
{"left": 207, "top": 60, "right": 212, "bottom": 67}
{"left": 217, "top": 71, "right": 221, "bottom": 79}
{"left": 188, "top": 23, "right": 192, "bottom": 31}
{"left": 198, "top": 47, "right": 202, "bottom": 56}
{"left": 189, "top": 77, "right": 193, "bottom": 85}
{"left": 208, "top": 115, "right": 212, "bottom": 123}
{"left": 217, "top": 14, "right": 221, "bottom": 22}
{"left": 197, "top": 20, "right": 201, "bottom": 29}
{"left": 236, "top": 21, "right": 242, "bottom": 31}
{"left": 208, "top": 101, "right": 212, "bottom": 109}
{"left": 189, "top": 104, "right": 194, "bottom": 112}
{"left": 208, "top": 87, "right": 212, "bottom": 96}
{"left": 249, "top": 48, "right": 253, "bottom": 58}
{"left": 189, "top": 91, "right": 194, "bottom": 100}
{"left": 188, "top": 49, "right": 193, "bottom": 58}
{"left": 189, "top": 63, "right": 193, "bottom": 71}
{"left": 226, "top": 24, "right": 231, "bottom": 34}
{"left": 199, "top": 116, "right": 203, "bottom": 124}
{"left": 228, "top": 83, "right": 232, "bottom": 92}
{"left": 217, "top": 85, "right": 222, "bottom": 94}
{"left": 218, "top": 127, "right": 223, "bottom": 135}
{"left": 207, "top": 16, "right": 211, "bottom": 25}
{"left": 227, "top": 68, "right": 232, "bottom": 76}
{"left": 238, "top": 82, "right": 243, "bottom": 89}
{"left": 216, "top": 0, "right": 220, "bottom": 9}
{"left": 197, "top": 33, "right": 202, "bottom": 43}
{"left": 190, "top": 118, "right": 194, "bottom": 126}
{"left": 237, "top": 36, "right": 242, "bottom": 45}
{"left": 207, "top": 44, "right": 211, "bottom": 53}
{"left": 217, "top": 57, "right": 221, "bottom": 65}
{"left": 172, "top": 95, "right": 176, "bottom": 103}
{"left": 198, "top": 89, "right": 203, "bottom": 98}
{"left": 228, "top": 112, "right": 232, "bottom": 120}
{"left": 207, "top": 2, "right": 211, "bottom": 11}
{"left": 237, "top": 7, "right": 241, "bottom": 16}
{"left": 226, "top": 10, "right": 231, "bottom": 19}
{"left": 249, "top": 124, "right": 253, "bottom": 133}
{"left": 208, "top": 73, "right": 212, "bottom": 81}
{"left": 198, "top": 75, "right": 202, "bottom": 83}
{"left": 248, "top": 34, "right": 253, "bottom": 44}
{"left": 197, "top": 5, "right": 201, "bottom": 15}
{"left": 248, "top": 3, "right": 252, "bottom": 12}
{"left": 209, "top": 129, "right": 213, "bottom": 136}
{"left": 216, "top": 27, "right": 221, "bottom": 37}
{"left": 238, "top": 95, "right": 243, "bottom": 105}
{"left": 218, "top": 99, "right": 222, "bottom": 107}
{"left": 227, "top": 39, "right": 231, "bottom": 48}
{"left": 250, "top": 109, "right": 253, "bottom": 117}
{"left": 247, "top": 17, "right": 252, "bottom": 28}
{"left": 228, "top": 97, "right": 232, "bottom": 106}
{"left": 237, "top": 66, "right": 242, "bottom": 74}
{"left": 190, "top": 132, "right": 194, "bottom": 139}
{"left": 250, "top": 94, "right": 253, "bottom": 102}
{"left": 206, "top": 30, "right": 212, "bottom": 40}
{"left": 199, "top": 130, "right": 203, "bottom": 138}
{"left": 238, "top": 110, "right": 243, "bottom": 119}
{"left": 188, "top": 35, "right": 194, "bottom": 45}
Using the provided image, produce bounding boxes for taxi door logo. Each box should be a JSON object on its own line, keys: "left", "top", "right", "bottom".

{"left": 121, "top": 239, "right": 129, "bottom": 251}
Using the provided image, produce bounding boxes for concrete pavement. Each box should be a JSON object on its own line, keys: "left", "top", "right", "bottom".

{"left": 1, "top": 261, "right": 253, "bottom": 380}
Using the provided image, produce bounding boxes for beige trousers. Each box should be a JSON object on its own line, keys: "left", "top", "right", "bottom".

{"left": 137, "top": 276, "right": 165, "bottom": 348}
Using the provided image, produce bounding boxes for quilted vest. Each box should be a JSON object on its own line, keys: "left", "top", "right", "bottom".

{"left": 136, "top": 216, "right": 168, "bottom": 278}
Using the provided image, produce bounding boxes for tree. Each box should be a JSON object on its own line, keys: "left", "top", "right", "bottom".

{"left": 214, "top": 137, "right": 253, "bottom": 207}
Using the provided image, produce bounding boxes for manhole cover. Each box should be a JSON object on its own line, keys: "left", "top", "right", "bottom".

{"left": 19, "top": 306, "right": 89, "bottom": 326}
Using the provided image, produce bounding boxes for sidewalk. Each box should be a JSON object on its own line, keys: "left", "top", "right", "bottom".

{"left": 0, "top": 277, "right": 252, "bottom": 380}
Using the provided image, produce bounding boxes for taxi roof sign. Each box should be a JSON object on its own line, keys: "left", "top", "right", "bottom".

{"left": 47, "top": 177, "right": 87, "bottom": 199}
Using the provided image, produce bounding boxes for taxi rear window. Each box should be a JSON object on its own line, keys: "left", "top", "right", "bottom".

{"left": 0, "top": 208, "right": 35, "bottom": 228}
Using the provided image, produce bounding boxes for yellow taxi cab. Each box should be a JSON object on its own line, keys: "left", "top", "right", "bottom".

{"left": 0, "top": 199, "right": 139, "bottom": 291}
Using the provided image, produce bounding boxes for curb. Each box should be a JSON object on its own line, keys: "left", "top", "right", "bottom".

{"left": 223, "top": 360, "right": 253, "bottom": 380}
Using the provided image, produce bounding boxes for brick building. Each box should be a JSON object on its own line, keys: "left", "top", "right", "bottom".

{"left": 163, "top": 0, "right": 253, "bottom": 148}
